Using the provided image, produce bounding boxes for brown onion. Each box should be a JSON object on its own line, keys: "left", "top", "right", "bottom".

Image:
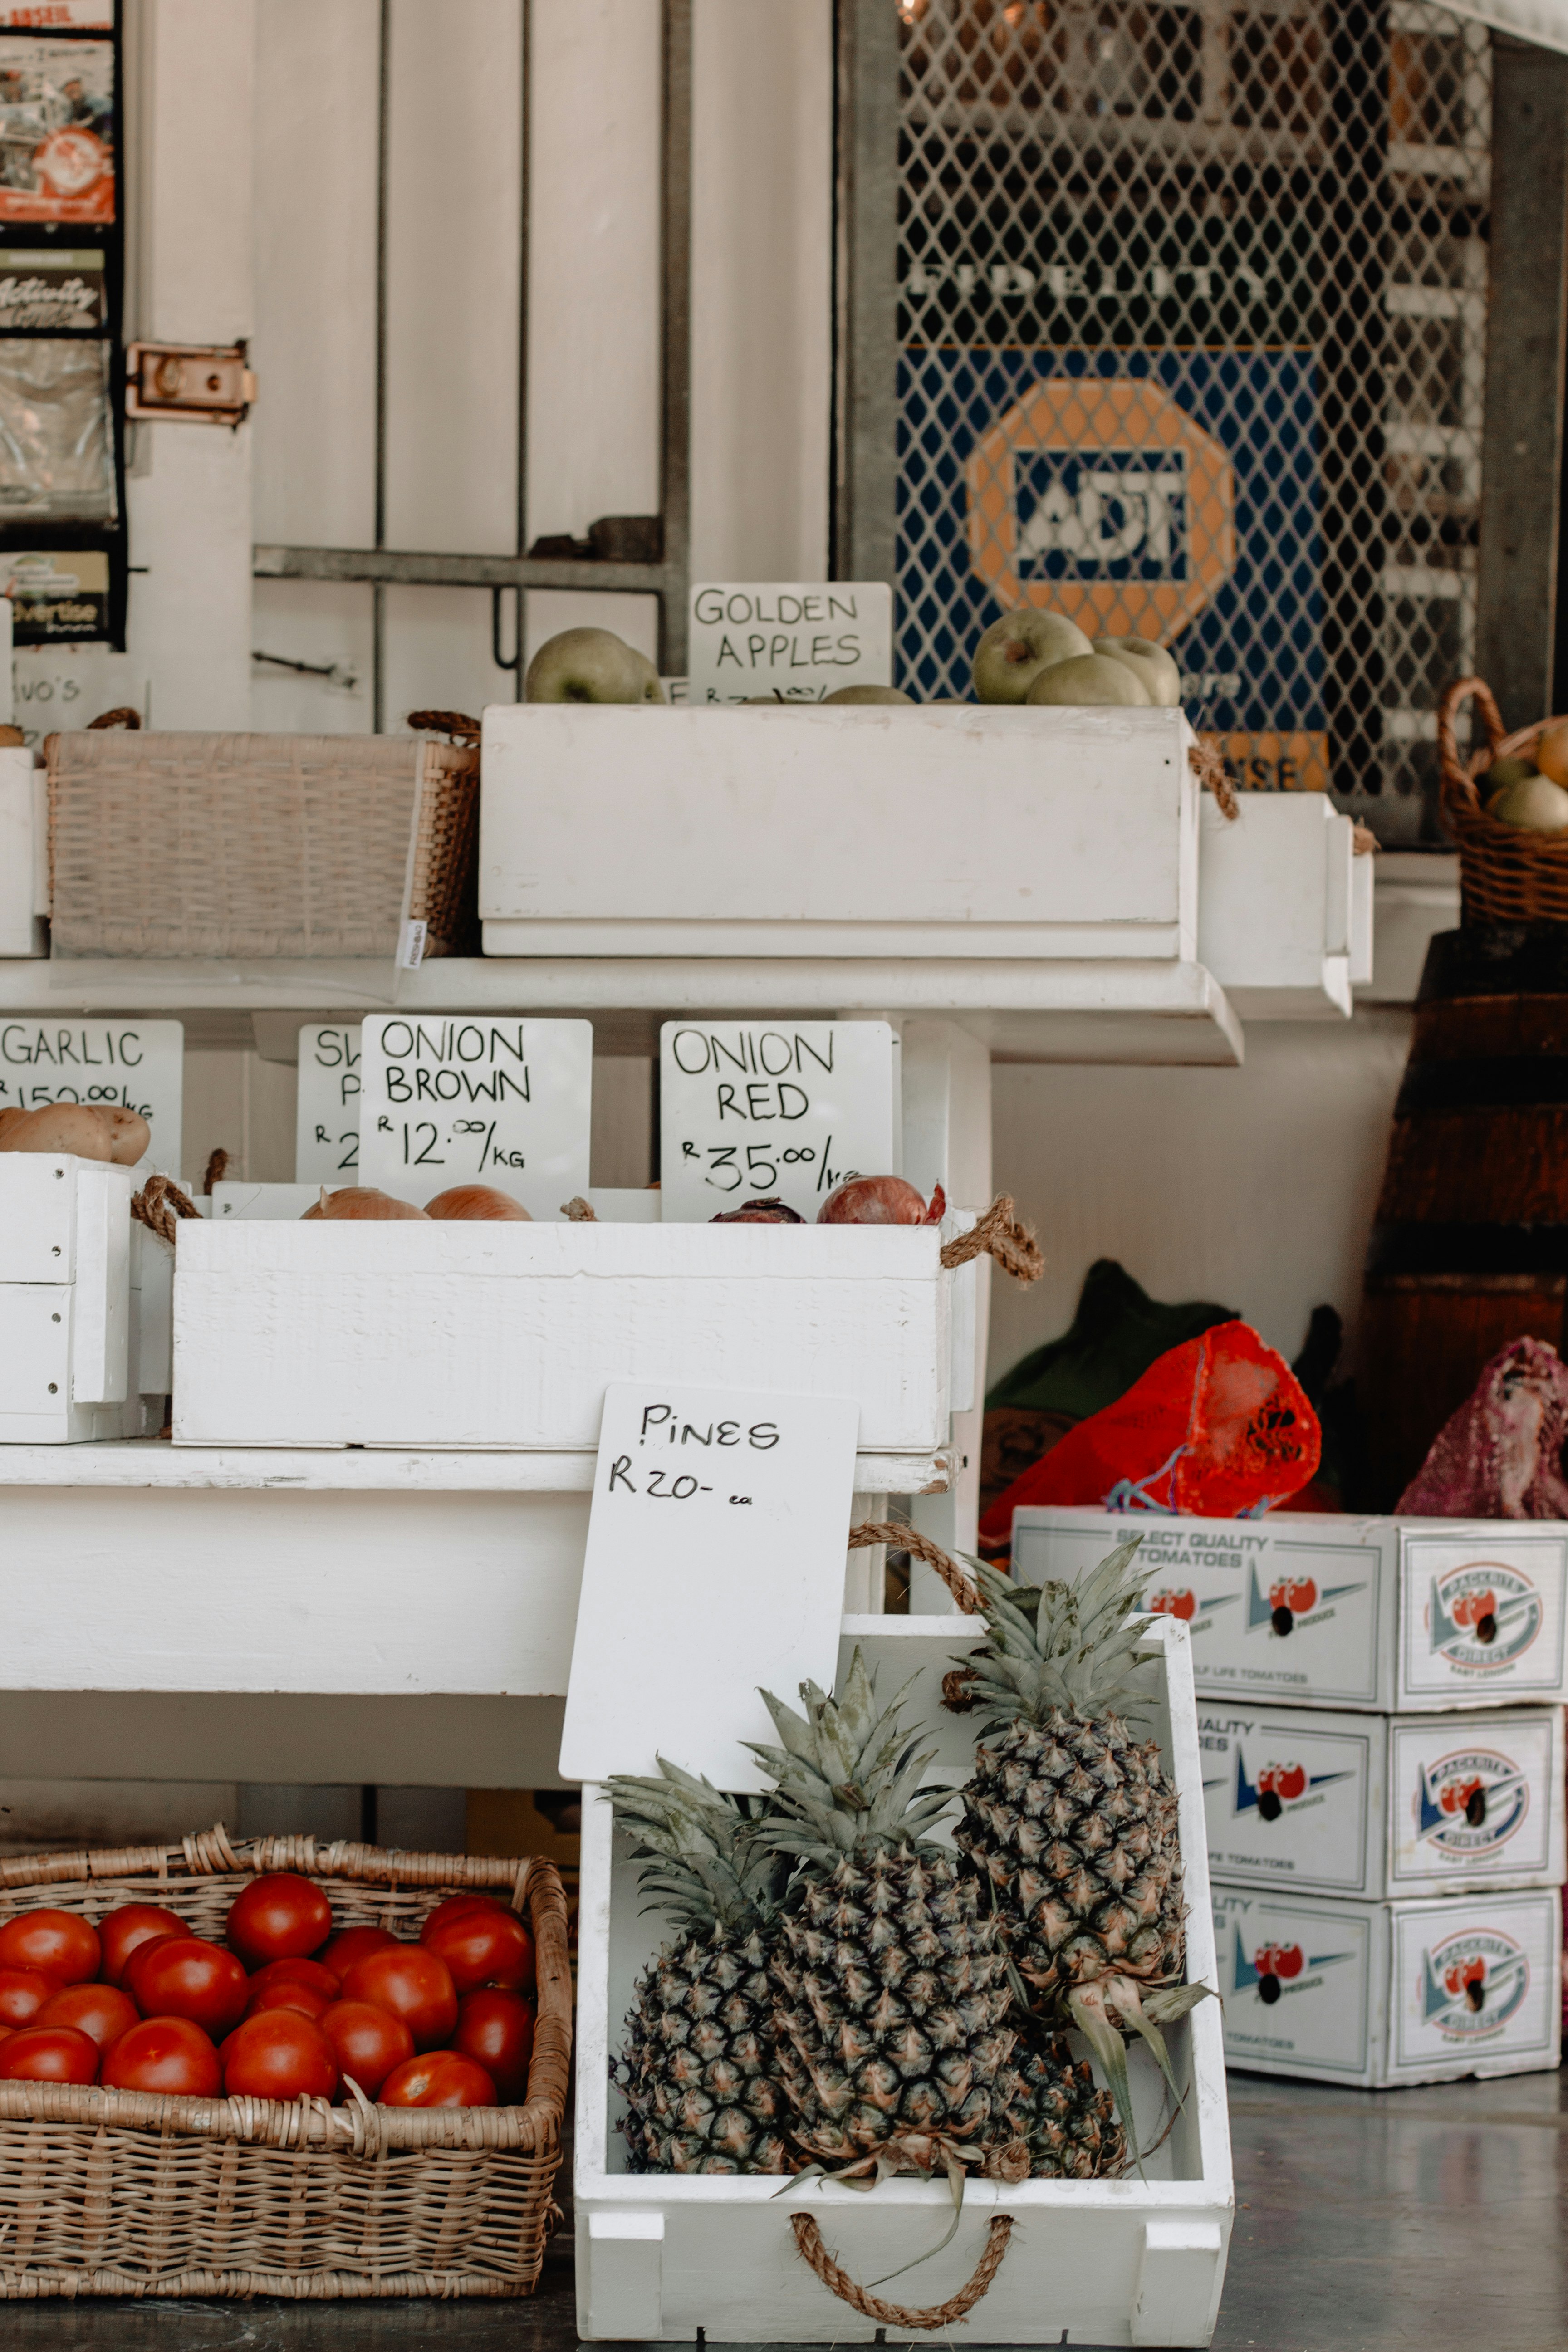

{"left": 710, "top": 1196, "right": 805, "bottom": 1224}
{"left": 424, "top": 1185, "right": 533, "bottom": 1221}
{"left": 301, "top": 1187, "right": 428, "bottom": 1220}
{"left": 817, "top": 1176, "right": 946, "bottom": 1226}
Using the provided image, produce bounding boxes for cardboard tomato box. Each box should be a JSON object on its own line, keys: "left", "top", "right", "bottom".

{"left": 1210, "top": 1881, "right": 1562, "bottom": 2087}
{"left": 1201, "top": 1700, "right": 1564, "bottom": 1900}
{"left": 1011, "top": 1508, "right": 1568, "bottom": 1712}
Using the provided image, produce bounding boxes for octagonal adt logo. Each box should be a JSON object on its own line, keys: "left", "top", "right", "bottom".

{"left": 965, "top": 377, "right": 1235, "bottom": 641}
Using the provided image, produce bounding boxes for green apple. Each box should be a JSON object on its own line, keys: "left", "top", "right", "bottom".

{"left": 822, "top": 684, "right": 912, "bottom": 706}
{"left": 972, "top": 608, "right": 1093, "bottom": 702}
{"left": 1489, "top": 773, "right": 1568, "bottom": 831}
{"left": 524, "top": 626, "right": 646, "bottom": 703}
{"left": 1482, "top": 754, "right": 1539, "bottom": 800}
{"left": 627, "top": 648, "right": 666, "bottom": 705}
{"left": 1025, "top": 653, "right": 1151, "bottom": 707}
{"left": 1093, "top": 635, "right": 1182, "bottom": 707}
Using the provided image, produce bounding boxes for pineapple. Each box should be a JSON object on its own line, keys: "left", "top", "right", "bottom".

{"left": 609, "top": 1759, "right": 793, "bottom": 2175}
{"left": 749, "top": 1647, "right": 1119, "bottom": 2182}
{"left": 950, "top": 1535, "right": 1186, "bottom": 2002}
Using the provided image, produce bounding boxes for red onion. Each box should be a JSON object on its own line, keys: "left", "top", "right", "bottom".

{"left": 816, "top": 1176, "right": 946, "bottom": 1226}
{"left": 710, "top": 1197, "right": 805, "bottom": 1223}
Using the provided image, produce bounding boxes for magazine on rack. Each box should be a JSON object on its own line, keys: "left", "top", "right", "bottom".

{"left": 0, "top": 34, "right": 113, "bottom": 222}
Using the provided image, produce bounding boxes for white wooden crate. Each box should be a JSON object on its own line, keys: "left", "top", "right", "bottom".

{"left": 480, "top": 702, "right": 1200, "bottom": 962}
{"left": 576, "top": 1613, "right": 1231, "bottom": 2346}
{"left": 172, "top": 1221, "right": 953, "bottom": 1451}
{"left": 0, "top": 1152, "right": 159, "bottom": 1441}
{"left": 0, "top": 745, "right": 47, "bottom": 959}
{"left": 1196, "top": 793, "right": 1363, "bottom": 1017}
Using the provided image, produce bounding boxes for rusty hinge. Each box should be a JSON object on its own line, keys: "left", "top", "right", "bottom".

{"left": 126, "top": 340, "right": 256, "bottom": 429}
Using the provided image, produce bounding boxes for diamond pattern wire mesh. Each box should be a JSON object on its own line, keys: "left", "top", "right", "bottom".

{"left": 894, "top": 0, "right": 1490, "bottom": 842}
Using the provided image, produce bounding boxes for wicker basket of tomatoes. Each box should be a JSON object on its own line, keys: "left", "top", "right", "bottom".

{"left": 0, "top": 1824, "right": 571, "bottom": 2299}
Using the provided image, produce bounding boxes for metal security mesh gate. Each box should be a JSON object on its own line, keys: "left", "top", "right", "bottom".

{"left": 894, "top": 0, "right": 1490, "bottom": 842}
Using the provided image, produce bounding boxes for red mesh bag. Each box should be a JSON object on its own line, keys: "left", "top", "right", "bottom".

{"left": 978, "top": 1319, "right": 1320, "bottom": 1547}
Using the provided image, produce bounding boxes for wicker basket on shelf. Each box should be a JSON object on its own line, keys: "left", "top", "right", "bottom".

{"left": 1438, "top": 675, "right": 1568, "bottom": 925}
{"left": 0, "top": 1825, "right": 571, "bottom": 2300}
{"left": 46, "top": 723, "right": 480, "bottom": 959}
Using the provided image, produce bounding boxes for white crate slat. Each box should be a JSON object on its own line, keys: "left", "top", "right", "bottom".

{"left": 1196, "top": 794, "right": 1360, "bottom": 1018}
{"left": 480, "top": 703, "right": 1200, "bottom": 963}
{"left": 172, "top": 1222, "right": 952, "bottom": 1450}
{"left": 575, "top": 1614, "right": 1231, "bottom": 2345}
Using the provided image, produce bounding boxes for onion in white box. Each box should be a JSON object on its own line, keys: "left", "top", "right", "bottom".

{"left": 172, "top": 1221, "right": 952, "bottom": 1452}
{"left": 575, "top": 1614, "right": 1230, "bottom": 2346}
{"left": 479, "top": 701, "right": 1199, "bottom": 961}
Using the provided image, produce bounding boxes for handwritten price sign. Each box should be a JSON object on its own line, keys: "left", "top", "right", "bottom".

{"left": 357, "top": 1015, "right": 592, "bottom": 1213}
{"left": 295, "top": 1024, "right": 362, "bottom": 1184}
{"left": 659, "top": 1019, "right": 895, "bottom": 1222}
{"left": 0, "top": 1018, "right": 181, "bottom": 1168}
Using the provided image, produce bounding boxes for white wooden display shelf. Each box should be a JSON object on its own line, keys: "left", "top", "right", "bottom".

{"left": 0, "top": 1446, "right": 936, "bottom": 1699}
{"left": 576, "top": 1613, "right": 1230, "bottom": 2347}
{"left": 1197, "top": 793, "right": 1370, "bottom": 1019}
{"left": 172, "top": 1220, "right": 960, "bottom": 1452}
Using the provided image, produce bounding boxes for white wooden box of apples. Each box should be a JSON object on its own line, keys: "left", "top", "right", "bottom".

{"left": 0, "top": 1101, "right": 167, "bottom": 1442}
{"left": 480, "top": 614, "right": 1204, "bottom": 962}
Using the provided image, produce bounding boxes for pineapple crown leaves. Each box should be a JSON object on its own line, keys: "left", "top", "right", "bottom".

{"left": 608, "top": 1755, "right": 788, "bottom": 1938}
{"left": 954, "top": 1535, "right": 1161, "bottom": 1732}
{"left": 744, "top": 1647, "right": 954, "bottom": 1863}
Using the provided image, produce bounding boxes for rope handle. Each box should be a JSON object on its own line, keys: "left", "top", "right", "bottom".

{"left": 791, "top": 2211, "right": 1014, "bottom": 2331}
{"left": 201, "top": 1147, "right": 231, "bottom": 1195}
{"left": 406, "top": 709, "right": 481, "bottom": 746}
{"left": 1437, "top": 676, "right": 1507, "bottom": 820}
{"left": 131, "top": 1173, "right": 202, "bottom": 1249}
{"left": 940, "top": 1194, "right": 1043, "bottom": 1286}
{"left": 561, "top": 1195, "right": 598, "bottom": 1221}
{"left": 848, "top": 1521, "right": 980, "bottom": 1615}
{"left": 87, "top": 706, "right": 142, "bottom": 730}
{"left": 1189, "top": 739, "right": 1238, "bottom": 819}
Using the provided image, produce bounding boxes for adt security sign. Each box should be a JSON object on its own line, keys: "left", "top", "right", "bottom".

{"left": 660, "top": 1019, "right": 895, "bottom": 1221}
{"left": 295, "top": 1024, "right": 362, "bottom": 1184}
{"left": 357, "top": 1015, "right": 592, "bottom": 1213}
{"left": 687, "top": 582, "right": 892, "bottom": 704}
{"left": 0, "top": 1017, "right": 181, "bottom": 1168}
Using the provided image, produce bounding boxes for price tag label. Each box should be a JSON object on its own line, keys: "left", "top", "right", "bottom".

{"left": 558, "top": 1381, "right": 858, "bottom": 1787}
{"left": 659, "top": 1020, "right": 895, "bottom": 1222}
{"left": 295, "top": 1024, "right": 362, "bottom": 1184}
{"left": 687, "top": 581, "right": 893, "bottom": 705}
{"left": 0, "top": 1017, "right": 181, "bottom": 1168}
{"left": 357, "top": 1014, "right": 592, "bottom": 1213}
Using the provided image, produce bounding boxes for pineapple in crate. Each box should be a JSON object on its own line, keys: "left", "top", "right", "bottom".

{"left": 947, "top": 1534, "right": 1206, "bottom": 2127}
{"left": 609, "top": 1760, "right": 794, "bottom": 2174}
{"left": 750, "top": 1650, "right": 1123, "bottom": 2185}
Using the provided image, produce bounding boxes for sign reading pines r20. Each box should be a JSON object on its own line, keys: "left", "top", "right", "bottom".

{"left": 357, "top": 1015, "right": 592, "bottom": 1215}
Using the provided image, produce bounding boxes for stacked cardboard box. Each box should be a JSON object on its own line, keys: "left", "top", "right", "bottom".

{"left": 1013, "top": 1509, "right": 1566, "bottom": 2088}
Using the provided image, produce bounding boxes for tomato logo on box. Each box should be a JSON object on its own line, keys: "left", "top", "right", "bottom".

{"left": 1426, "top": 1563, "right": 1541, "bottom": 1672}
{"left": 1421, "top": 1926, "right": 1529, "bottom": 2039}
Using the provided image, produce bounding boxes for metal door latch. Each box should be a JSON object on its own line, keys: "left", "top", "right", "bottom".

{"left": 125, "top": 340, "right": 256, "bottom": 428}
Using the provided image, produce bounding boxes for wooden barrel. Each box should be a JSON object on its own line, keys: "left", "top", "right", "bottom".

{"left": 1361, "top": 926, "right": 1568, "bottom": 1506}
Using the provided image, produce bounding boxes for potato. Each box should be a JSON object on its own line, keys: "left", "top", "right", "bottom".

{"left": 101, "top": 1109, "right": 151, "bottom": 1166}
{"left": 0, "top": 1104, "right": 114, "bottom": 1159}
{"left": 0, "top": 1108, "right": 28, "bottom": 1145}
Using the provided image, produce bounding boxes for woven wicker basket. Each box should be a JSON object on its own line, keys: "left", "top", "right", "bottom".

{"left": 0, "top": 1825, "right": 571, "bottom": 2299}
{"left": 46, "top": 729, "right": 479, "bottom": 959}
{"left": 1438, "top": 675, "right": 1568, "bottom": 925}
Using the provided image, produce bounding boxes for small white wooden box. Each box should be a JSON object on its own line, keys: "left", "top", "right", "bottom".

{"left": 1197, "top": 794, "right": 1367, "bottom": 1016}
{"left": 1201, "top": 1700, "right": 1565, "bottom": 1901}
{"left": 576, "top": 1613, "right": 1230, "bottom": 2346}
{"left": 1211, "top": 1880, "right": 1561, "bottom": 2088}
{"left": 480, "top": 702, "right": 1199, "bottom": 961}
{"left": 0, "top": 1152, "right": 151, "bottom": 1441}
{"left": 172, "top": 1222, "right": 952, "bottom": 1452}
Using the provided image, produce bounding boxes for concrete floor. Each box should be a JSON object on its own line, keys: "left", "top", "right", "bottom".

{"left": 3, "top": 2068, "right": 1564, "bottom": 2350}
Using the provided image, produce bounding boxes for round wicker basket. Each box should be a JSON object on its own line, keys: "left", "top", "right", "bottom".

{"left": 1438, "top": 675, "right": 1568, "bottom": 924}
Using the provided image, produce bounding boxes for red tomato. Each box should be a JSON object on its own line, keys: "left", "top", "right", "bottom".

{"left": 420, "top": 1894, "right": 508, "bottom": 1940}
{"left": 126, "top": 1936, "right": 248, "bottom": 2038}
{"left": 225, "top": 1874, "right": 333, "bottom": 1968}
{"left": 339, "top": 1946, "right": 458, "bottom": 2051}
{"left": 381, "top": 2050, "right": 496, "bottom": 2108}
{"left": 0, "top": 2024, "right": 98, "bottom": 2084}
{"left": 36, "top": 1982, "right": 138, "bottom": 2054}
{"left": 319, "top": 1999, "right": 413, "bottom": 2099}
{"left": 102, "top": 2016, "right": 221, "bottom": 2096}
{"left": 246, "top": 1956, "right": 339, "bottom": 2002}
{"left": 0, "top": 1966, "right": 55, "bottom": 2029}
{"left": 452, "top": 1988, "right": 535, "bottom": 2100}
{"left": 0, "top": 1909, "right": 100, "bottom": 1986}
{"left": 320, "top": 1926, "right": 399, "bottom": 1977}
{"left": 221, "top": 2010, "right": 338, "bottom": 2102}
{"left": 421, "top": 1906, "right": 534, "bottom": 1996}
{"left": 98, "top": 1903, "right": 188, "bottom": 1988}
{"left": 245, "top": 1977, "right": 333, "bottom": 2024}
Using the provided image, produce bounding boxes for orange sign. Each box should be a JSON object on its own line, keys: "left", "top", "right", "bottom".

{"left": 1208, "top": 732, "right": 1332, "bottom": 793}
{"left": 965, "top": 377, "right": 1236, "bottom": 639}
